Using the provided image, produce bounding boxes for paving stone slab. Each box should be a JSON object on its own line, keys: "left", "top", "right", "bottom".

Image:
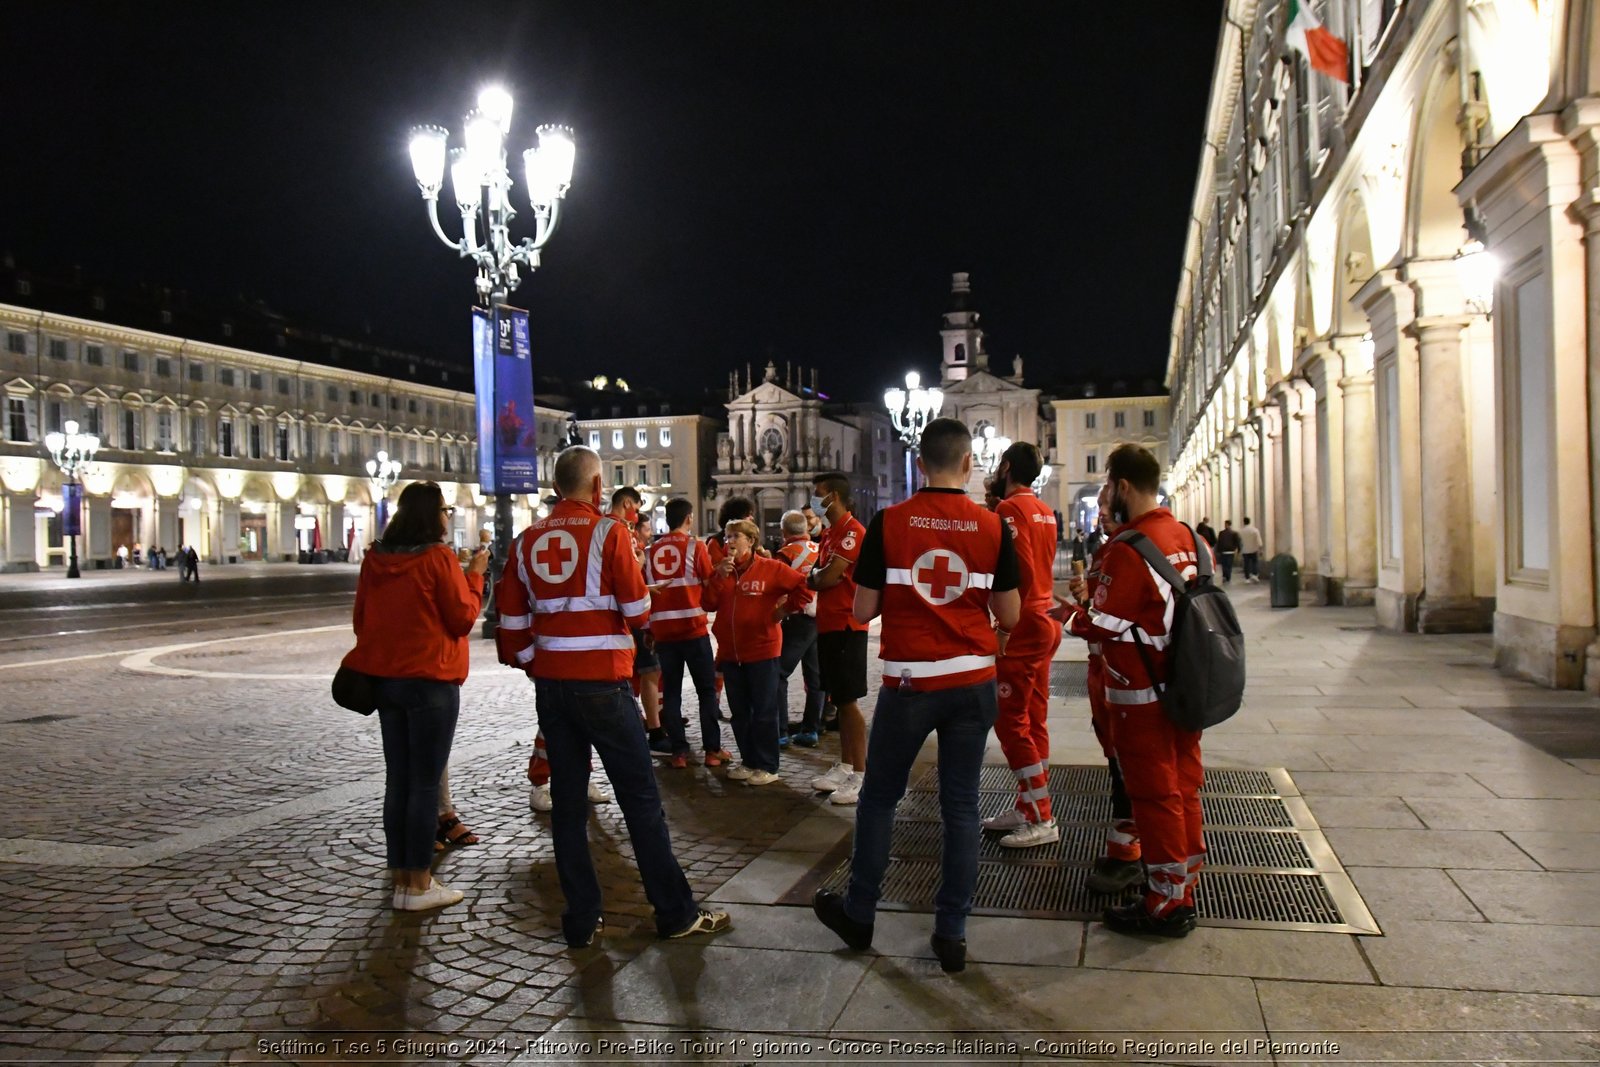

{"left": 1255, "top": 980, "right": 1600, "bottom": 1063}
{"left": 1406, "top": 796, "right": 1600, "bottom": 833}
{"left": 1345, "top": 866, "right": 1483, "bottom": 923}
{"left": 1447, "top": 870, "right": 1600, "bottom": 925}
{"left": 1301, "top": 796, "right": 1424, "bottom": 829}
{"left": 1321, "top": 828, "right": 1540, "bottom": 870}
{"left": 1081, "top": 925, "right": 1372, "bottom": 983}
{"left": 1504, "top": 831, "right": 1600, "bottom": 871}
{"left": 1360, "top": 920, "right": 1600, "bottom": 995}
{"left": 1289, "top": 771, "right": 1498, "bottom": 798}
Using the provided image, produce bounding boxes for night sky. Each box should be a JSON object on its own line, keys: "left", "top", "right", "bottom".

{"left": 1, "top": 2, "right": 1223, "bottom": 402}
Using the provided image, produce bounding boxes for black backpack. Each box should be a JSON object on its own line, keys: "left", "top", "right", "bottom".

{"left": 1112, "top": 523, "right": 1245, "bottom": 732}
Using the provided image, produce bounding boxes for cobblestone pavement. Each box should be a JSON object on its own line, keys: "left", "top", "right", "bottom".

{"left": 3, "top": 582, "right": 1600, "bottom": 1064}
{"left": 0, "top": 593, "right": 881, "bottom": 1063}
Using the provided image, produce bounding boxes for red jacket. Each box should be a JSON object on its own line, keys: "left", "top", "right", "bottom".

{"left": 996, "top": 486, "right": 1061, "bottom": 657}
{"left": 495, "top": 499, "right": 650, "bottom": 682}
{"left": 1063, "top": 507, "right": 1211, "bottom": 703}
{"left": 704, "top": 554, "right": 811, "bottom": 664}
{"left": 644, "top": 531, "right": 714, "bottom": 642}
{"left": 343, "top": 543, "right": 484, "bottom": 684}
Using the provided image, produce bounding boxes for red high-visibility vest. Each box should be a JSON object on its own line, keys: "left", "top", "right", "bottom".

{"left": 644, "top": 531, "right": 714, "bottom": 642}
{"left": 877, "top": 490, "right": 1005, "bottom": 691}
{"left": 778, "top": 535, "right": 819, "bottom": 617}
{"left": 996, "top": 486, "right": 1060, "bottom": 657}
{"left": 495, "top": 498, "right": 650, "bottom": 681}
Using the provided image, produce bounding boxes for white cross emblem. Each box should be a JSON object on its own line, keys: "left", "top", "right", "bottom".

{"left": 530, "top": 529, "right": 580, "bottom": 585}
{"left": 652, "top": 542, "right": 682, "bottom": 577}
{"left": 910, "top": 548, "right": 969, "bottom": 607}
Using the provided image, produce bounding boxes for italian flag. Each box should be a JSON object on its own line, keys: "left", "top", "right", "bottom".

{"left": 1286, "top": 0, "right": 1350, "bottom": 82}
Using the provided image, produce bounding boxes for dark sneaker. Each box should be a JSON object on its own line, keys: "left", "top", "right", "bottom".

{"left": 777, "top": 733, "right": 791, "bottom": 748}
{"left": 930, "top": 934, "right": 967, "bottom": 973}
{"left": 564, "top": 916, "right": 604, "bottom": 948}
{"left": 1086, "top": 857, "right": 1145, "bottom": 895}
{"left": 664, "top": 908, "right": 731, "bottom": 939}
{"left": 1102, "top": 902, "right": 1197, "bottom": 939}
{"left": 648, "top": 734, "right": 674, "bottom": 755}
{"left": 791, "top": 731, "right": 820, "bottom": 748}
{"left": 813, "top": 889, "right": 873, "bottom": 951}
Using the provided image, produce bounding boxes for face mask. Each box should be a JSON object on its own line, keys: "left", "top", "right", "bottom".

{"left": 809, "top": 494, "right": 832, "bottom": 527}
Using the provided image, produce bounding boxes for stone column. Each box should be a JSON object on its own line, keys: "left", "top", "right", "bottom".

{"left": 1332, "top": 335, "right": 1377, "bottom": 605}
{"left": 1270, "top": 384, "right": 1303, "bottom": 567}
{"left": 1258, "top": 406, "right": 1281, "bottom": 558}
{"left": 1565, "top": 98, "right": 1600, "bottom": 690}
{"left": 1308, "top": 348, "right": 1347, "bottom": 602}
{"left": 1294, "top": 379, "right": 1320, "bottom": 591}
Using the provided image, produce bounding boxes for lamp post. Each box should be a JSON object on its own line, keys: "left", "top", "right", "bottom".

{"left": 44, "top": 419, "right": 99, "bottom": 579}
{"left": 884, "top": 371, "right": 943, "bottom": 499}
{"left": 1032, "top": 463, "right": 1053, "bottom": 495}
{"left": 407, "top": 86, "right": 575, "bottom": 637}
{"left": 366, "top": 450, "right": 402, "bottom": 534}
{"left": 972, "top": 424, "right": 1012, "bottom": 477}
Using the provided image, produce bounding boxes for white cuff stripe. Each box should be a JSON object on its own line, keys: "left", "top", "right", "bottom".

{"left": 498, "top": 613, "right": 534, "bottom": 630}
{"left": 1105, "top": 686, "right": 1159, "bottom": 705}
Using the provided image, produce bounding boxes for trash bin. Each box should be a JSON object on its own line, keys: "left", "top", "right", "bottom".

{"left": 1268, "top": 554, "right": 1299, "bottom": 608}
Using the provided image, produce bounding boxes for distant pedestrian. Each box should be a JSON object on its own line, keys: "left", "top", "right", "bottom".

{"left": 184, "top": 545, "right": 201, "bottom": 581}
{"left": 1239, "top": 517, "right": 1264, "bottom": 583}
{"left": 1215, "top": 520, "right": 1242, "bottom": 584}
{"left": 1195, "top": 517, "right": 1217, "bottom": 547}
{"left": 341, "top": 480, "right": 488, "bottom": 911}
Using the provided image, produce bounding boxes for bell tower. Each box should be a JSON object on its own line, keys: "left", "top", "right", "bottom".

{"left": 940, "top": 272, "right": 985, "bottom": 386}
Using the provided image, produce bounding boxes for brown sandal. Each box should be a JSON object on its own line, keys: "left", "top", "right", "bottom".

{"left": 436, "top": 814, "right": 479, "bottom": 848}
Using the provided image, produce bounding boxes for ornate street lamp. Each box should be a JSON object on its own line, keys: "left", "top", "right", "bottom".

{"left": 366, "top": 450, "right": 402, "bottom": 533}
{"left": 884, "top": 371, "right": 943, "bottom": 498}
{"left": 44, "top": 419, "right": 99, "bottom": 578}
{"left": 407, "top": 86, "right": 575, "bottom": 636}
{"left": 972, "top": 424, "right": 1012, "bottom": 477}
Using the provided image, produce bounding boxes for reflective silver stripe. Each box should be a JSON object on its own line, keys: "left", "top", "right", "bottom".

{"left": 1013, "top": 762, "right": 1046, "bottom": 781}
{"left": 534, "top": 634, "right": 635, "bottom": 651}
{"left": 1087, "top": 642, "right": 1103, "bottom": 655}
{"left": 535, "top": 595, "right": 618, "bottom": 614}
{"left": 619, "top": 595, "right": 651, "bottom": 618}
{"left": 586, "top": 518, "right": 614, "bottom": 597}
{"left": 1105, "top": 686, "right": 1159, "bottom": 705}
{"left": 1115, "top": 629, "right": 1172, "bottom": 650}
{"left": 662, "top": 576, "right": 701, "bottom": 588}
{"left": 498, "top": 613, "right": 534, "bottom": 630}
{"left": 1107, "top": 826, "right": 1138, "bottom": 846}
{"left": 513, "top": 644, "right": 535, "bottom": 665}
{"left": 516, "top": 532, "right": 537, "bottom": 617}
{"left": 1018, "top": 784, "right": 1051, "bottom": 802}
{"left": 880, "top": 654, "right": 995, "bottom": 678}
{"left": 883, "top": 568, "right": 995, "bottom": 589}
{"left": 787, "top": 546, "right": 816, "bottom": 571}
{"left": 652, "top": 607, "right": 707, "bottom": 621}
{"left": 1089, "top": 609, "right": 1136, "bottom": 634}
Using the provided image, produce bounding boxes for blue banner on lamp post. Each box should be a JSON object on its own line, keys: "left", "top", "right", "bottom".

{"left": 61, "top": 481, "right": 83, "bottom": 537}
{"left": 472, "top": 305, "right": 538, "bottom": 494}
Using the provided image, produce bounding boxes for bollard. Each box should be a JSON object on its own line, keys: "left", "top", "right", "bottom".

{"left": 1268, "top": 554, "right": 1299, "bottom": 608}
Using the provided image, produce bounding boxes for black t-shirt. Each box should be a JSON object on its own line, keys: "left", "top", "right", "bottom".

{"left": 854, "top": 488, "right": 1020, "bottom": 593}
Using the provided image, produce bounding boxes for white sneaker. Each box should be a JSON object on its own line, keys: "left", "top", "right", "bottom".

{"left": 529, "top": 783, "right": 553, "bottom": 812}
{"left": 982, "top": 809, "right": 1029, "bottom": 832}
{"left": 999, "top": 819, "right": 1060, "bottom": 849}
{"left": 829, "top": 771, "right": 864, "bottom": 805}
{"left": 587, "top": 781, "right": 611, "bottom": 803}
{"left": 811, "top": 762, "right": 851, "bottom": 793}
{"left": 744, "top": 769, "right": 781, "bottom": 786}
{"left": 726, "top": 764, "right": 754, "bottom": 781}
{"left": 395, "top": 879, "right": 465, "bottom": 911}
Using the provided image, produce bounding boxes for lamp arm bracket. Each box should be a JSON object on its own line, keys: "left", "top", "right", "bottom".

{"left": 425, "top": 198, "right": 464, "bottom": 254}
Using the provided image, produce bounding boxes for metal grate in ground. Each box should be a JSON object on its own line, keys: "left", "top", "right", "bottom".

{"left": 793, "top": 764, "right": 1378, "bottom": 934}
{"left": 1048, "top": 661, "right": 1089, "bottom": 699}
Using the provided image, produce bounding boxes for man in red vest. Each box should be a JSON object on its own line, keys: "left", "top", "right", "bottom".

{"left": 982, "top": 442, "right": 1064, "bottom": 849}
{"left": 807, "top": 472, "right": 870, "bottom": 805}
{"left": 1058, "top": 443, "right": 1207, "bottom": 938}
{"left": 813, "top": 417, "right": 1020, "bottom": 972}
{"left": 496, "top": 446, "right": 730, "bottom": 947}
{"left": 647, "top": 497, "right": 731, "bottom": 768}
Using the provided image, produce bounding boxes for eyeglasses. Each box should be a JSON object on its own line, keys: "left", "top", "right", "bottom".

{"left": 440, "top": 506, "right": 456, "bottom": 516}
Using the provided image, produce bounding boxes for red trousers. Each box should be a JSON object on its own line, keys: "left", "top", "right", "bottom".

{"left": 1087, "top": 655, "right": 1141, "bottom": 863}
{"left": 995, "top": 624, "right": 1060, "bottom": 823}
{"left": 1114, "top": 700, "right": 1204, "bottom": 915}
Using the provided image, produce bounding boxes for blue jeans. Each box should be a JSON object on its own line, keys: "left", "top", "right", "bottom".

{"left": 534, "top": 678, "right": 698, "bottom": 939}
{"left": 722, "top": 658, "right": 782, "bottom": 772}
{"left": 375, "top": 678, "right": 460, "bottom": 872}
{"left": 779, "top": 615, "right": 824, "bottom": 733}
{"left": 845, "top": 680, "right": 999, "bottom": 939}
{"left": 658, "top": 635, "right": 722, "bottom": 753}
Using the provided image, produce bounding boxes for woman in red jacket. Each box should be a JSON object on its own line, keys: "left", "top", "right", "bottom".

{"left": 342, "top": 481, "right": 488, "bottom": 911}
{"left": 705, "top": 518, "right": 811, "bottom": 786}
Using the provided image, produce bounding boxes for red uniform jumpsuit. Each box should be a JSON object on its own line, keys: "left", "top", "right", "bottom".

{"left": 993, "top": 487, "right": 1063, "bottom": 823}
{"left": 1063, "top": 544, "right": 1141, "bottom": 865}
{"left": 1062, "top": 506, "right": 1207, "bottom": 916}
